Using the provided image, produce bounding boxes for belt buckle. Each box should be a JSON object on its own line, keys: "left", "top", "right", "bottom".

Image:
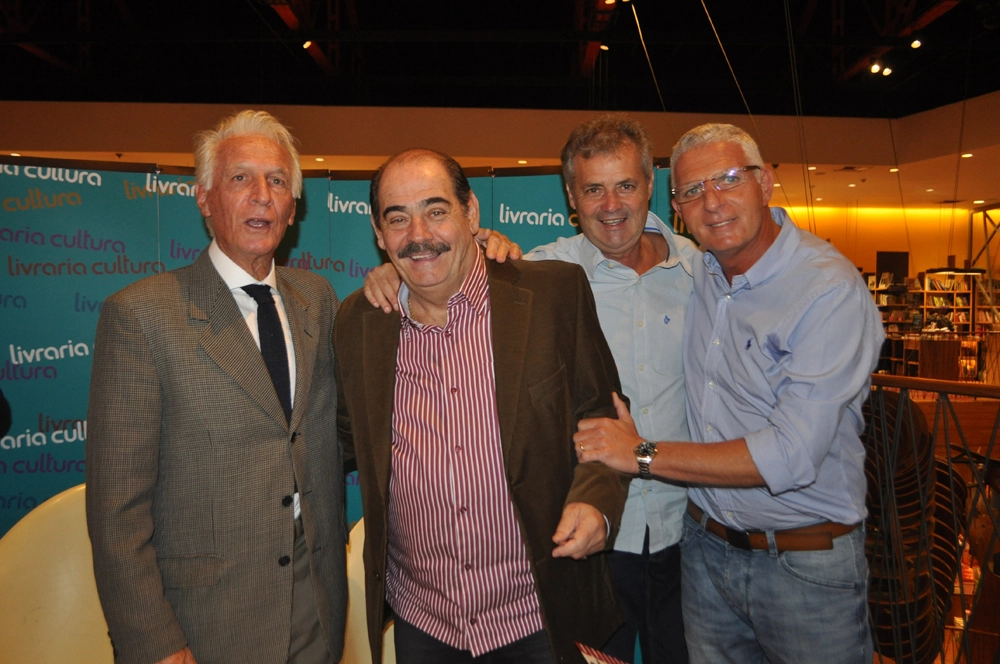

{"left": 725, "top": 527, "right": 752, "bottom": 550}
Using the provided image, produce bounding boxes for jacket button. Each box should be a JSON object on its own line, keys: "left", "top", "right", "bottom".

{"left": 374, "top": 571, "right": 381, "bottom": 581}
{"left": 279, "top": 555, "right": 291, "bottom": 566}
{"left": 282, "top": 495, "right": 293, "bottom": 507}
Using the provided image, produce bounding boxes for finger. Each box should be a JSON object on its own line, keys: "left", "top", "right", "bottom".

{"left": 612, "top": 392, "right": 634, "bottom": 425}
{"left": 575, "top": 416, "right": 610, "bottom": 432}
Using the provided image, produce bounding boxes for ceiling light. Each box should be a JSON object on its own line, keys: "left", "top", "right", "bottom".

{"left": 10, "top": 152, "right": 20, "bottom": 157}
{"left": 911, "top": 39, "right": 922, "bottom": 49}
{"left": 517, "top": 160, "right": 527, "bottom": 164}
{"left": 926, "top": 188, "right": 934, "bottom": 192}
{"left": 882, "top": 67, "right": 892, "bottom": 76}
{"left": 890, "top": 168, "right": 899, "bottom": 173}
{"left": 600, "top": 44, "right": 609, "bottom": 51}
{"left": 315, "top": 157, "right": 324, "bottom": 162}
{"left": 773, "top": 183, "right": 781, "bottom": 188}
{"left": 870, "top": 62, "right": 881, "bottom": 74}
{"left": 816, "top": 197, "right": 823, "bottom": 201}
{"left": 974, "top": 200, "right": 985, "bottom": 204}
{"left": 962, "top": 153, "right": 973, "bottom": 158}
{"left": 302, "top": 41, "right": 312, "bottom": 49}
{"left": 605, "top": 0, "right": 615, "bottom": 4}
{"left": 848, "top": 184, "right": 856, "bottom": 188}
{"left": 808, "top": 166, "right": 816, "bottom": 171}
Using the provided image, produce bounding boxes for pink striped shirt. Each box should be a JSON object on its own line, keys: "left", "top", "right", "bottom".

{"left": 386, "top": 252, "right": 544, "bottom": 656}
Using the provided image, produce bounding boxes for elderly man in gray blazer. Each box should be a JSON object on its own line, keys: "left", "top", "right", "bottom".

{"left": 86, "top": 110, "right": 346, "bottom": 664}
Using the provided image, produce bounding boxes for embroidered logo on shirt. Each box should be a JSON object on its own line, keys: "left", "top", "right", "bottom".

{"left": 745, "top": 338, "right": 752, "bottom": 350}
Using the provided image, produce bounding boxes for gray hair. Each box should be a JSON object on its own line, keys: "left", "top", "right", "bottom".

{"left": 669, "top": 123, "right": 764, "bottom": 187}
{"left": 560, "top": 114, "right": 653, "bottom": 190}
{"left": 194, "top": 110, "right": 302, "bottom": 198}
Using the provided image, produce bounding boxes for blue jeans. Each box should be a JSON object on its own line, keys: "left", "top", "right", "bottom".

{"left": 679, "top": 511, "right": 872, "bottom": 664}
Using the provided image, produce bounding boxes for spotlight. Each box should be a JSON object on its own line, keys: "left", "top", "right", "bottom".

{"left": 303, "top": 41, "right": 312, "bottom": 49}
{"left": 890, "top": 168, "right": 899, "bottom": 173}
{"left": 975, "top": 200, "right": 986, "bottom": 205}
{"left": 882, "top": 67, "right": 892, "bottom": 76}
{"left": 911, "top": 39, "right": 922, "bottom": 48}
{"left": 600, "top": 44, "right": 609, "bottom": 51}
{"left": 517, "top": 160, "right": 528, "bottom": 165}
{"left": 870, "top": 62, "right": 881, "bottom": 74}
{"left": 962, "top": 153, "right": 973, "bottom": 158}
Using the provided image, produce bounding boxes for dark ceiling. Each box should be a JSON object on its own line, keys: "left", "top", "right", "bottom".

{"left": 3, "top": 0, "right": 1000, "bottom": 119}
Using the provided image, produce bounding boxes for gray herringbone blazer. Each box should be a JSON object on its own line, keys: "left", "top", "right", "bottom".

{"left": 86, "top": 250, "right": 346, "bottom": 664}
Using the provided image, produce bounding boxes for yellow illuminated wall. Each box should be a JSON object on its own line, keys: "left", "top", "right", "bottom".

{"left": 782, "top": 206, "right": 975, "bottom": 277}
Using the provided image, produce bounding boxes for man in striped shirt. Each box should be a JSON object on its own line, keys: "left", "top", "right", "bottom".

{"left": 334, "top": 149, "right": 628, "bottom": 663}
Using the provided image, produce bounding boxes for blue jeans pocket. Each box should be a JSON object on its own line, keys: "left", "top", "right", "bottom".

{"left": 778, "top": 529, "right": 863, "bottom": 589}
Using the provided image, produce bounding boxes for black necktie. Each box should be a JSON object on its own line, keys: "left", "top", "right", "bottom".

{"left": 242, "top": 284, "right": 292, "bottom": 424}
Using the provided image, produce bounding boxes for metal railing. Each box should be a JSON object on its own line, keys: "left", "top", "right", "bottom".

{"left": 868, "top": 374, "right": 1000, "bottom": 664}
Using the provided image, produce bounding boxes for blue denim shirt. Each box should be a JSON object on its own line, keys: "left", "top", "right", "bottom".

{"left": 685, "top": 207, "right": 884, "bottom": 531}
{"left": 525, "top": 212, "right": 696, "bottom": 553}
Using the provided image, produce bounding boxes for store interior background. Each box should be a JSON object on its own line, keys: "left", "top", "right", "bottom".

{"left": 3, "top": 2, "right": 1000, "bottom": 663}
{"left": 3, "top": 1, "right": 1000, "bottom": 283}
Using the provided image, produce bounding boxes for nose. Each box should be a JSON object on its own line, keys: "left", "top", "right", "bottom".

{"left": 701, "top": 183, "right": 724, "bottom": 211}
{"left": 249, "top": 175, "right": 273, "bottom": 206}
{"left": 408, "top": 214, "right": 432, "bottom": 241}
{"left": 600, "top": 189, "right": 622, "bottom": 212}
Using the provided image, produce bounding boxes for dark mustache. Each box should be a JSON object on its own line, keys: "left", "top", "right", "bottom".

{"left": 397, "top": 241, "right": 451, "bottom": 259}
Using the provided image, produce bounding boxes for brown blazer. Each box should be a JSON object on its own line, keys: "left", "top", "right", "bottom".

{"left": 335, "top": 257, "right": 627, "bottom": 664}
{"left": 86, "top": 251, "right": 347, "bottom": 664}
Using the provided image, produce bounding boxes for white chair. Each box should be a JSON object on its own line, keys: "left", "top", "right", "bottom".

{"left": 0, "top": 483, "right": 114, "bottom": 664}
{"left": 343, "top": 517, "right": 396, "bottom": 663}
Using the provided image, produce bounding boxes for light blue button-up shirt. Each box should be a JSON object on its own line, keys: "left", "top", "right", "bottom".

{"left": 685, "top": 207, "right": 884, "bottom": 531}
{"left": 525, "top": 212, "right": 696, "bottom": 553}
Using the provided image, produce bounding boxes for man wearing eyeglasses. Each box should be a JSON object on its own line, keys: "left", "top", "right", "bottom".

{"left": 576, "top": 123, "right": 883, "bottom": 663}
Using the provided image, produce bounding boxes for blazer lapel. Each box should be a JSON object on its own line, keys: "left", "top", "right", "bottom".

{"left": 487, "top": 261, "right": 532, "bottom": 464}
{"left": 362, "top": 307, "right": 401, "bottom": 500}
{"left": 278, "top": 273, "right": 317, "bottom": 432}
{"left": 190, "top": 252, "right": 290, "bottom": 430}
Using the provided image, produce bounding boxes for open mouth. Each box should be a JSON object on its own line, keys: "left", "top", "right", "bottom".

{"left": 599, "top": 217, "right": 627, "bottom": 227}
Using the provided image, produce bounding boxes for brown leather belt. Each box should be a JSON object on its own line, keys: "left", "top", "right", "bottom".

{"left": 687, "top": 501, "right": 859, "bottom": 552}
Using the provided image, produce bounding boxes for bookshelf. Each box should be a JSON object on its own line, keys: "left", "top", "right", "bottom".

{"left": 922, "top": 269, "right": 977, "bottom": 334}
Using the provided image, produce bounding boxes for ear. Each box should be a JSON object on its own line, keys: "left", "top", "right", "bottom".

{"left": 195, "top": 184, "right": 212, "bottom": 219}
{"left": 466, "top": 191, "right": 481, "bottom": 235}
{"left": 671, "top": 197, "right": 682, "bottom": 221}
{"left": 371, "top": 215, "right": 387, "bottom": 252}
{"left": 287, "top": 199, "right": 296, "bottom": 226}
{"left": 759, "top": 167, "right": 774, "bottom": 206}
{"left": 645, "top": 171, "right": 655, "bottom": 203}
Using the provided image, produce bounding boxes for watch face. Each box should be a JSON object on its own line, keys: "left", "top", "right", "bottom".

{"left": 636, "top": 441, "right": 657, "bottom": 457}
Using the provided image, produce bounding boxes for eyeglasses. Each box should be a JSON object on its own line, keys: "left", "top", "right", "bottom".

{"left": 671, "top": 166, "right": 761, "bottom": 204}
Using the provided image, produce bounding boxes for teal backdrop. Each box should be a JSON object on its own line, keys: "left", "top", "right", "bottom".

{"left": 0, "top": 158, "right": 675, "bottom": 538}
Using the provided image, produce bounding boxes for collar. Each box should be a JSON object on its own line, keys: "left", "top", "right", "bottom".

{"left": 208, "top": 239, "right": 278, "bottom": 291}
{"left": 398, "top": 248, "right": 489, "bottom": 328}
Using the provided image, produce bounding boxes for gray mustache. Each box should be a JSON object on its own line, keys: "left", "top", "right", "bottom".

{"left": 397, "top": 241, "right": 451, "bottom": 259}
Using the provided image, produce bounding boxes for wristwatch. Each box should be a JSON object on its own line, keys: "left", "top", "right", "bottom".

{"left": 634, "top": 441, "right": 658, "bottom": 479}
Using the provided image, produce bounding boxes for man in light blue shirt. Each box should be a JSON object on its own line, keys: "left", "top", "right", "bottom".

{"left": 527, "top": 116, "right": 695, "bottom": 664}
{"left": 364, "top": 116, "right": 695, "bottom": 663}
{"left": 576, "top": 123, "right": 883, "bottom": 664}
